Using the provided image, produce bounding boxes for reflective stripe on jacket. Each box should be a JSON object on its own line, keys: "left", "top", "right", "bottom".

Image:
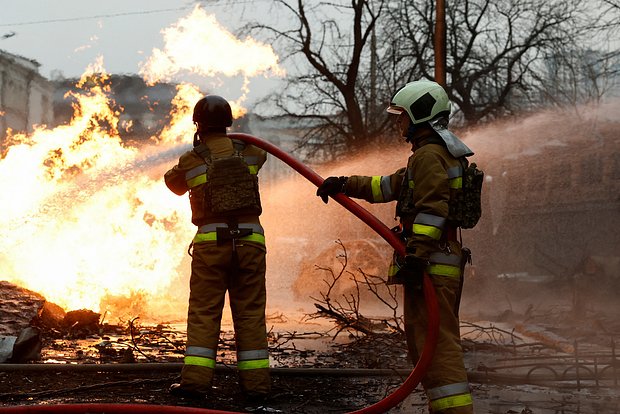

{"left": 183, "top": 155, "right": 261, "bottom": 190}
{"left": 345, "top": 168, "right": 406, "bottom": 204}
{"left": 164, "top": 134, "right": 267, "bottom": 226}
{"left": 343, "top": 137, "right": 464, "bottom": 265}
{"left": 405, "top": 142, "right": 464, "bottom": 260}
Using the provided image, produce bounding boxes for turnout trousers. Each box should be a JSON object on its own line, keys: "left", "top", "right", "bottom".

{"left": 404, "top": 273, "right": 473, "bottom": 413}
{"left": 180, "top": 240, "right": 270, "bottom": 396}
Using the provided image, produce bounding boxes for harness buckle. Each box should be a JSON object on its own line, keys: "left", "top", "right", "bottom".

{"left": 215, "top": 226, "right": 253, "bottom": 246}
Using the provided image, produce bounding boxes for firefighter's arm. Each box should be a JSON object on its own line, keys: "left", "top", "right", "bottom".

{"left": 407, "top": 152, "right": 450, "bottom": 259}
{"left": 164, "top": 166, "right": 188, "bottom": 196}
{"left": 343, "top": 168, "right": 405, "bottom": 203}
{"left": 164, "top": 152, "right": 196, "bottom": 196}
{"left": 245, "top": 145, "right": 267, "bottom": 172}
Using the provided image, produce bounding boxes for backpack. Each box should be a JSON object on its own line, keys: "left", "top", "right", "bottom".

{"left": 194, "top": 141, "right": 262, "bottom": 217}
{"left": 451, "top": 158, "right": 484, "bottom": 229}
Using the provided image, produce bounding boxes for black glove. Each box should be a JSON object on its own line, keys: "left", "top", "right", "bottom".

{"left": 404, "top": 254, "right": 429, "bottom": 278}
{"left": 391, "top": 252, "right": 428, "bottom": 288}
{"left": 316, "top": 176, "right": 347, "bottom": 204}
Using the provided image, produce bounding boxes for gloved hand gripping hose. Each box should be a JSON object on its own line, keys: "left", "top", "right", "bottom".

{"left": 229, "top": 133, "right": 440, "bottom": 414}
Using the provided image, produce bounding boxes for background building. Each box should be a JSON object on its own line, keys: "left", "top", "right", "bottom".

{"left": 0, "top": 49, "right": 54, "bottom": 143}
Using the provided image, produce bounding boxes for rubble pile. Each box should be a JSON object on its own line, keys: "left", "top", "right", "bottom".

{"left": 0, "top": 281, "right": 46, "bottom": 337}
{"left": 0, "top": 281, "right": 109, "bottom": 363}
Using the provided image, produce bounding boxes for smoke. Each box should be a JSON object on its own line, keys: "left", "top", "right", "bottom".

{"left": 259, "top": 142, "right": 408, "bottom": 316}
{"left": 461, "top": 100, "right": 620, "bottom": 161}
{"left": 456, "top": 101, "right": 620, "bottom": 320}
{"left": 2, "top": 0, "right": 618, "bottom": 327}
{"left": 266, "top": 101, "right": 620, "bottom": 322}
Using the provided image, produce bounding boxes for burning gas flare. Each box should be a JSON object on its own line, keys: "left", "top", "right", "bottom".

{"left": 0, "top": 7, "right": 285, "bottom": 320}
{"left": 140, "top": 5, "right": 285, "bottom": 120}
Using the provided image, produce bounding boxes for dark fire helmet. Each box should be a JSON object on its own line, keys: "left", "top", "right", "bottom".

{"left": 192, "top": 95, "right": 233, "bottom": 128}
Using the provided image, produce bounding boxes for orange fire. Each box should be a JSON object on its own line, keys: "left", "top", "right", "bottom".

{"left": 140, "top": 5, "right": 285, "bottom": 124}
{"left": 0, "top": 6, "right": 284, "bottom": 321}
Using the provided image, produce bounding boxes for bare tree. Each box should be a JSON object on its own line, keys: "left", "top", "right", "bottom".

{"left": 526, "top": 0, "right": 620, "bottom": 112}
{"left": 602, "top": 0, "right": 620, "bottom": 22}
{"left": 247, "top": 0, "right": 397, "bottom": 159}
{"left": 246, "top": 0, "right": 619, "bottom": 157}
{"left": 386, "top": 0, "right": 620, "bottom": 124}
{"left": 532, "top": 47, "right": 620, "bottom": 112}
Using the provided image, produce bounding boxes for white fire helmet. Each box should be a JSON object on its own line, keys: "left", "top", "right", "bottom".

{"left": 387, "top": 80, "right": 474, "bottom": 158}
{"left": 387, "top": 79, "right": 451, "bottom": 124}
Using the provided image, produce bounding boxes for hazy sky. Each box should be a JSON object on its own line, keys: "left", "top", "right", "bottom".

{"left": 1, "top": 0, "right": 281, "bottom": 101}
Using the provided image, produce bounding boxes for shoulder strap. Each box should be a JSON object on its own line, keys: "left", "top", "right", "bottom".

{"left": 456, "top": 155, "right": 469, "bottom": 170}
{"left": 231, "top": 139, "right": 247, "bottom": 156}
{"left": 193, "top": 143, "right": 212, "bottom": 162}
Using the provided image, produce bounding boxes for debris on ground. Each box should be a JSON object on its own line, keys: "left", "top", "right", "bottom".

{"left": 1, "top": 280, "right": 620, "bottom": 413}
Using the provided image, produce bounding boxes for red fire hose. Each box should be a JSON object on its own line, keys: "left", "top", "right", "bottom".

{"left": 0, "top": 133, "right": 440, "bottom": 414}
{"left": 230, "top": 133, "right": 439, "bottom": 414}
{"left": 0, "top": 405, "right": 233, "bottom": 414}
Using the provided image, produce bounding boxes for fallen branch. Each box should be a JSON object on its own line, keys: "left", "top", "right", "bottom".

{"left": 312, "top": 303, "right": 375, "bottom": 337}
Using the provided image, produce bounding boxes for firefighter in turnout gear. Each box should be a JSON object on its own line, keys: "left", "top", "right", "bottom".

{"left": 317, "top": 80, "right": 475, "bottom": 413}
{"left": 165, "top": 95, "right": 270, "bottom": 404}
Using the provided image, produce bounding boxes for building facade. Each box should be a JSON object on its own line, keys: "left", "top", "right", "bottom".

{"left": 0, "top": 50, "right": 54, "bottom": 143}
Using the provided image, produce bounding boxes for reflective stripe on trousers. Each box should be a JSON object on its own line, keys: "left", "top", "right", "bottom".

{"left": 237, "top": 349, "right": 270, "bottom": 371}
{"left": 428, "top": 382, "right": 473, "bottom": 411}
{"left": 184, "top": 345, "right": 216, "bottom": 369}
{"left": 427, "top": 252, "right": 462, "bottom": 278}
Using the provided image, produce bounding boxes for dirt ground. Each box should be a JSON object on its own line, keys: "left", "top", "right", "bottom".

{"left": 0, "top": 328, "right": 422, "bottom": 413}
{"left": 2, "top": 364, "right": 620, "bottom": 413}
{"left": 0, "top": 369, "right": 408, "bottom": 413}
{"left": 1, "top": 325, "right": 620, "bottom": 414}
{"left": 2, "top": 280, "right": 620, "bottom": 413}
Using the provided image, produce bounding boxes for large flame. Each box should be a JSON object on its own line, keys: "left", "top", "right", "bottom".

{"left": 140, "top": 5, "right": 285, "bottom": 121}
{"left": 0, "top": 7, "right": 284, "bottom": 321}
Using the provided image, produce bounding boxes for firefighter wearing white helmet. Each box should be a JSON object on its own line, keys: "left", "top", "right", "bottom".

{"left": 387, "top": 78, "right": 451, "bottom": 124}
{"left": 164, "top": 95, "right": 271, "bottom": 406}
{"left": 318, "top": 80, "right": 475, "bottom": 413}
